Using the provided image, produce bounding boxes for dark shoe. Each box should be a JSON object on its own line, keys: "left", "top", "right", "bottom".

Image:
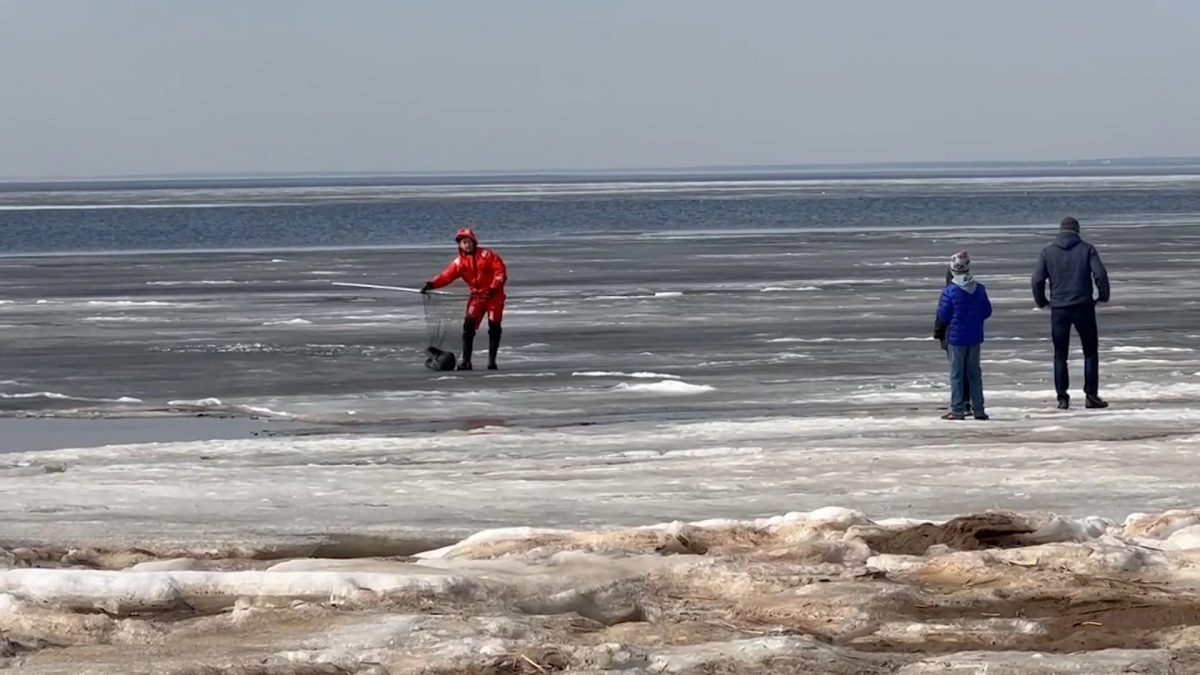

{"left": 942, "top": 412, "right": 965, "bottom": 420}
{"left": 457, "top": 361, "right": 473, "bottom": 371}
{"left": 973, "top": 413, "right": 989, "bottom": 420}
{"left": 487, "top": 362, "right": 498, "bottom": 370}
{"left": 1057, "top": 397, "right": 1070, "bottom": 410}
{"left": 1085, "top": 394, "right": 1108, "bottom": 409}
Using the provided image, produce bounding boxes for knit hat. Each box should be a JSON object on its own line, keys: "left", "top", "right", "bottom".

{"left": 1060, "top": 216, "right": 1080, "bottom": 232}
{"left": 949, "top": 250, "right": 970, "bottom": 274}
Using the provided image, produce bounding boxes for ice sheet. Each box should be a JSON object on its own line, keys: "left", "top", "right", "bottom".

{"left": 4, "top": 223, "right": 1200, "bottom": 430}
{"left": 5, "top": 214, "right": 1200, "bottom": 671}
{"left": 4, "top": 403, "right": 1200, "bottom": 548}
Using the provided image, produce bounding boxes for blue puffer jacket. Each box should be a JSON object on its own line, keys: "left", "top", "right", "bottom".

{"left": 936, "top": 275, "right": 993, "bottom": 346}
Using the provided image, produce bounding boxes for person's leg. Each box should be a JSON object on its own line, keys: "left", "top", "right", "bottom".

{"left": 460, "top": 298, "right": 485, "bottom": 370}
{"left": 947, "top": 345, "right": 966, "bottom": 418}
{"left": 961, "top": 363, "right": 973, "bottom": 415}
{"left": 1050, "top": 307, "right": 1072, "bottom": 406}
{"left": 486, "top": 293, "right": 505, "bottom": 370}
{"left": 1076, "top": 303, "right": 1106, "bottom": 406}
{"left": 967, "top": 344, "right": 986, "bottom": 418}
{"left": 944, "top": 347, "right": 954, "bottom": 410}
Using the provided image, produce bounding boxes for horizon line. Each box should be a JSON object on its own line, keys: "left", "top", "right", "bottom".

{"left": 5, "top": 154, "right": 1200, "bottom": 185}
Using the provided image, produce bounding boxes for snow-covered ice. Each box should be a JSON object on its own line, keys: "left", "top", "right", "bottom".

{"left": 5, "top": 406, "right": 1200, "bottom": 548}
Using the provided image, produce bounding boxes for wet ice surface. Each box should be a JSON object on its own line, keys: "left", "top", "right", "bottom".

{"left": 3, "top": 224, "right": 1199, "bottom": 427}
{"left": 2, "top": 224, "right": 1200, "bottom": 536}
{"left": 6, "top": 225, "right": 1200, "bottom": 672}
{"left": 0, "top": 416, "right": 299, "bottom": 454}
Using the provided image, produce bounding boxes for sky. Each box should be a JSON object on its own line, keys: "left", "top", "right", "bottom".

{"left": 1, "top": 0, "right": 1199, "bottom": 179}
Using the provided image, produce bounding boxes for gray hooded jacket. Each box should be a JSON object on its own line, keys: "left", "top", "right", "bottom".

{"left": 1031, "top": 232, "right": 1110, "bottom": 308}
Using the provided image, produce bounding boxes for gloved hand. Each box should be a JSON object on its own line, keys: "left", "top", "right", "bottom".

{"left": 420, "top": 282, "right": 433, "bottom": 294}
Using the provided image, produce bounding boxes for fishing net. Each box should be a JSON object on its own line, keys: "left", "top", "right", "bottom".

{"left": 423, "top": 290, "right": 463, "bottom": 350}
{"left": 422, "top": 290, "right": 464, "bottom": 370}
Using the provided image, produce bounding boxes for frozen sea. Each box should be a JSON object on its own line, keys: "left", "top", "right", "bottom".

{"left": 9, "top": 166, "right": 1200, "bottom": 673}
{"left": 3, "top": 164, "right": 1200, "bottom": 548}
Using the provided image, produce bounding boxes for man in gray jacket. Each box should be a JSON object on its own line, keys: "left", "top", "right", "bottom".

{"left": 1031, "top": 216, "right": 1111, "bottom": 409}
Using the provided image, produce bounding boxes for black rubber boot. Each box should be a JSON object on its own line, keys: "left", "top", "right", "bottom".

{"left": 487, "top": 321, "right": 501, "bottom": 370}
{"left": 458, "top": 319, "right": 476, "bottom": 370}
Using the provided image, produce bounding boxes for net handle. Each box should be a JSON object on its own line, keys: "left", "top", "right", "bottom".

{"left": 332, "top": 281, "right": 452, "bottom": 296}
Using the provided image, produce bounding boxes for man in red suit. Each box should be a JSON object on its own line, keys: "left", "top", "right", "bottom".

{"left": 422, "top": 227, "right": 508, "bottom": 370}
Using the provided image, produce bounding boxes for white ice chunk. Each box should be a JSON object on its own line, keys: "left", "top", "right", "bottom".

{"left": 0, "top": 568, "right": 475, "bottom": 614}
{"left": 1167, "top": 524, "right": 1200, "bottom": 551}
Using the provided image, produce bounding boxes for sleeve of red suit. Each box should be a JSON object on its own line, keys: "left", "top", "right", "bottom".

{"left": 429, "top": 258, "right": 461, "bottom": 289}
{"left": 489, "top": 250, "right": 507, "bottom": 292}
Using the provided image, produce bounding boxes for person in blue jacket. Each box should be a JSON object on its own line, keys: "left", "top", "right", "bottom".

{"left": 934, "top": 265, "right": 973, "bottom": 416}
{"left": 936, "top": 251, "right": 993, "bottom": 420}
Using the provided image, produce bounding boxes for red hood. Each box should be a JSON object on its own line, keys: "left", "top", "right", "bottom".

{"left": 455, "top": 227, "right": 478, "bottom": 245}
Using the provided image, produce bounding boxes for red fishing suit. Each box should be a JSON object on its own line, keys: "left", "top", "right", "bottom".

{"left": 426, "top": 228, "right": 508, "bottom": 369}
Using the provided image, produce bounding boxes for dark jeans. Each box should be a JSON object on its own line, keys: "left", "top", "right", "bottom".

{"left": 948, "top": 344, "right": 985, "bottom": 415}
{"left": 1051, "top": 303, "right": 1099, "bottom": 399}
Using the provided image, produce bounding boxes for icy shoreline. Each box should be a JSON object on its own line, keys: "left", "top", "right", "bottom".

{"left": 5, "top": 505, "right": 1200, "bottom": 673}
